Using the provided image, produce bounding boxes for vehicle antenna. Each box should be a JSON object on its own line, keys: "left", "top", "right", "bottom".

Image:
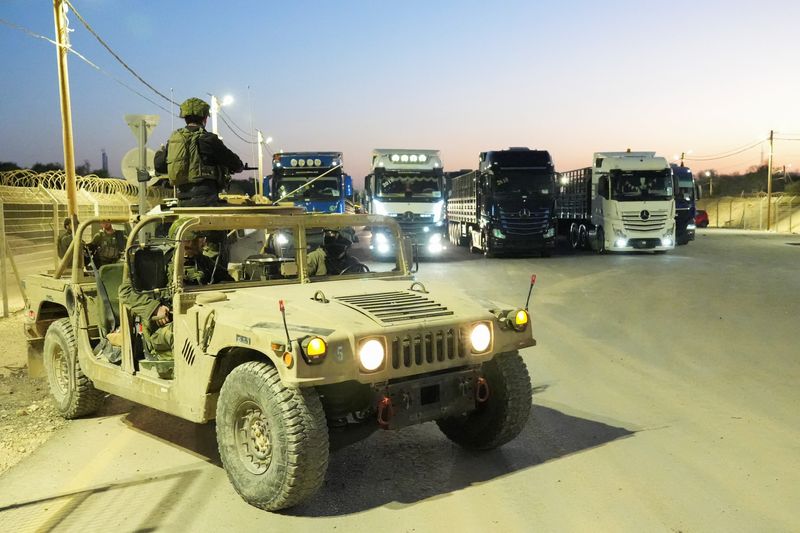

{"left": 525, "top": 274, "right": 537, "bottom": 311}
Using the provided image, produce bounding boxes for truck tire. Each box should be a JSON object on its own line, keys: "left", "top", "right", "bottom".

{"left": 436, "top": 351, "right": 532, "bottom": 450}
{"left": 569, "top": 223, "right": 580, "bottom": 249}
{"left": 596, "top": 227, "right": 606, "bottom": 254}
{"left": 483, "top": 230, "right": 494, "bottom": 258}
{"left": 43, "top": 318, "right": 104, "bottom": 419}
{"left": 578, "top": 224, "right": 589, "bottom": 249}
{"left": 216, "top": 361, "right": 329, "bottom": 511}
{"left": 457, "top": 224, "right": 468, "bottom": 247}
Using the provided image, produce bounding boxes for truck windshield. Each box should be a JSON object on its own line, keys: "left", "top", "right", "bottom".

{"left": 276, "top": 177, "right": 341, "bottom": 200}
{"left": 676, "top": 179, "right": 694, "bottom": 201}
{"left": 376, "top": 173, "right": 442, "bottom": 199}
{"left": 611, "top": 170, "right": 673, "bottom": 201}
{"left": 493, "top": 169, "right": 553, "bottom": 196}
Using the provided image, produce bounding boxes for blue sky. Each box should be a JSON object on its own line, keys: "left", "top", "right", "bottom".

{"left": 2, "top": 1, "right": 800, "bottom": 182}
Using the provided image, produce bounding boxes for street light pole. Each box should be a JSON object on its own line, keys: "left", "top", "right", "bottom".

{"left": 210, "top": 94, "right": 220, "bottom": 135}
{"left": 53, "top": 0, "right": 79, "bottom": 231}
{"left": 767, "top": 130, "right": 774, "bottom": 231}
{"left": 256, "top": 130, "right": 264, "bottom": 198}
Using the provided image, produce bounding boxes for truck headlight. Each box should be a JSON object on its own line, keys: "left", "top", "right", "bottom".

{"left": 358, "top": 338, "right": 385, "bottom": 372}
{"left": 661, "top": 237, "right": 673, "bottom": 247}
{"left": 615, "top": 238, "right": 628, "bottom": 248}
{"left": 372, "top": 200, "right": 388, "bottom": 216}
{"left": 544, "top": 227, "right": 555, "bottom": 238}
{"left": 492, "top": 228, "right": 506, "bottom": 239}
{"left": 469, "top": 322, "right": 492, "bottom": 353}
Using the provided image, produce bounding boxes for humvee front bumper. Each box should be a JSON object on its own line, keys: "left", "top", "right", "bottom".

{"left": 372, "top": 367, "right": 482, "bottom": 430}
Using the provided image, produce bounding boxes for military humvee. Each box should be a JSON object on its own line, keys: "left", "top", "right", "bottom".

{"left": 24, "top": 207, "right": 535, "bottom": 511}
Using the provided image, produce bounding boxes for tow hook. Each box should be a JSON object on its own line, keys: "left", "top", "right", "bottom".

{"left": 476, "top": 377, "right": 490, "bottom": 403}
{"left": 377, "top": 396, "right": 394, "bottom": 428}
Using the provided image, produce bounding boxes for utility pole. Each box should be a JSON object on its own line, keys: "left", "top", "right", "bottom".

{"left": 256, "top": 130, "right": 265, "bottom": 198}
{"left": 767, "top": 130, "right": 774, "bottom": 231}
{"left": 53, "top": 0, "right": 79, "bottom": 232}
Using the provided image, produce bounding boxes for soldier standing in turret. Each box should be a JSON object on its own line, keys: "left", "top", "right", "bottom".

{"left": 155, "top": 97, "right": 245, "bottom": 207}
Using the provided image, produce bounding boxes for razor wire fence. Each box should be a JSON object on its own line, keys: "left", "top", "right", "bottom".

{"left": 697, "top": 194, "right": 800, "bottom": 233}
{"left": 0, "top": 170, "right": 163, "bottom": 316}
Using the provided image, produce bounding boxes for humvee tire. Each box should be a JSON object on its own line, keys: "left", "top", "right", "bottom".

{"left": 216, "top": 361, "right": 329, "bottom": 511}
{"left": 437, "top": 350, "right": 532, "bottom": 450}
{"left": 43, "top": 318, "right": 105, "bottom": 418}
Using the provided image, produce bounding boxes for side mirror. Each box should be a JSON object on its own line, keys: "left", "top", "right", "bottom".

{"left": 344, "top": 175, "right": 353, "bottom": 197}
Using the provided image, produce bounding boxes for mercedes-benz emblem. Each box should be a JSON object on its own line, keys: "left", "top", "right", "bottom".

{"left": 403, "top": 211, "right": 414, "bottom": 221}
{"left": 640, "top": 210, "right": 650, "bottom": 220}
{"left": 519, "top": 208, "right": 530, "bottom": 217}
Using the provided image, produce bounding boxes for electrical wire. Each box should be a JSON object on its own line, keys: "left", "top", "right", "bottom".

{"left": 220, "top": 108, "right": 255, "bottom": 138}
{"left": 0, "top": 17, "right": 174, "bottom": 114}
{"left": 218, "top": 114, "right": 257, "bottom": 144}
{"left": 64, "top": 0, "right": 175, "bottom": 107}
{"left": 685, "top": 139, "right": 764, "bottom": 161}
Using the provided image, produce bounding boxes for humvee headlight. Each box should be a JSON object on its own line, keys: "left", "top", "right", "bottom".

{"left": 469, "top": 322, "right": 492, "bottom": 353}
{"left": 300, "top": 336, "right": 327, "bottom": 364}
{"left": 358, "top": 339, "right": 385, "bottom": 372}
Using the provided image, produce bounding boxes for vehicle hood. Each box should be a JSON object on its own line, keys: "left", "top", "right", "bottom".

{"left": 205, "top": 278, "right": 494, "bottom": 336}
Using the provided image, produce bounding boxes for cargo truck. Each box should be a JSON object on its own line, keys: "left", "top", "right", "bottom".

{"left": 447, "top": 148, "right": 556, "bottom": 257}
{"left": 556, "top": 151, "right": 676, "bottom": 253}
{"left": 269, "top": 152, "right": 352, "bottom": 213}
{"left": 364, "top": 149, "right": 447, "bottom": 256}
{"left": 671, "top": 163, "right": 697, "bottom": 245}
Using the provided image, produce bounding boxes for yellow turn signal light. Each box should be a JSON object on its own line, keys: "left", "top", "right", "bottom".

{"left": 515, "top": 310, "right": 529, "bottom": 327}
{"left": 301, "top": 336, "right": 327, "bottom": 364}
{"left": 504, "top": 309, "right": 529, "bottom": 331}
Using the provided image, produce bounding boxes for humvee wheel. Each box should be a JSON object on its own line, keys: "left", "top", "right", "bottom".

{"left": 43, "top": 318, "right": 104, "bottom": 419}
{"left": 216, "top": 361, "right": 329, "bottom": 511}
{"left": 437, "top": 351, "right": 532, "bottom": 450}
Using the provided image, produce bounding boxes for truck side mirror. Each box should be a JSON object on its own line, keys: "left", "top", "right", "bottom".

{"left": 598, "top": 177, "right": 609, "bottom": 198}
{"left": 344, "top": 175, "right": 353, "bottom": 197}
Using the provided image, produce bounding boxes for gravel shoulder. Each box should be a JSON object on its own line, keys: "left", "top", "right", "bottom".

{"left": 0, "top": 312, "right": 67, "bottom": 474}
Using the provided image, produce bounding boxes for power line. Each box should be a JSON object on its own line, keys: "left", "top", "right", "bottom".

{"left": 0, "top": 17, "right": 173, "bottom": 114}
{"left": 220, "top": 108, "right": 254, "bottom": 138}
{"left": 218, "top": 114, "right": 257, "bottom": 144}
{"left": 63, "top": 0, "right": 175, "bottom": 107}
{"left": 685, "top": 139, "right": 764, "bottom": 161}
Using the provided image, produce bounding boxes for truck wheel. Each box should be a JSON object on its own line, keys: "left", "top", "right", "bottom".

{"left": 483, "top": 230, "right": 495, "bottom": 258}
{"left": 468, "top": 232, "right": 478, "bottom": 254}
{"left": 457, "top": 224, "right": 467, "bottom": 247}
{"left": 437, "top": 351, "right": 532, "bottom": 450}
{"left": 216, "top": 361, "right": 329, "bottom": 511}
{"left": 43, "top": 318, "right": 104, "bottom": 419}
{"left": 578, "top": 224, "right": 589, "bottom": 249}
{"left": 596, "top": 227, "right": 606, "bottom": 254}
{"left": 569, "top": 223, "right": 580, "bottom": 249}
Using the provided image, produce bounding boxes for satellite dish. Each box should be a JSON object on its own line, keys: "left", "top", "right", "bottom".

{"left": 121, "top": 148, "right": 157, "bottom": 186}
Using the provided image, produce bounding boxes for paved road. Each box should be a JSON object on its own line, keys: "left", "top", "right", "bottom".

{"left": 1, "top": 230, "right": 799, "bottom": 532}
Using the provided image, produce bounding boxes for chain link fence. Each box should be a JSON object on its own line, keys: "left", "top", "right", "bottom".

{"left": 697, "top": 194, "right": 799, "bottom": 233}
{"left": 0, "top": 170, "right": 163, "bottom": 316}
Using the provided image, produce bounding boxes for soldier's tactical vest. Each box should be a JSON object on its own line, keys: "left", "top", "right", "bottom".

{"left": 166, "top": 128, "right": 223, "bottom": 187}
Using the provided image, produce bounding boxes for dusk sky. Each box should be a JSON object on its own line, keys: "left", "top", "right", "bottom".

{"left": 2, "top": 1, "right": 800, "bottom": 184}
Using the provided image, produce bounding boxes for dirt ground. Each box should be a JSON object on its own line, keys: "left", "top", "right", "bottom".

{"left": 0, "top": 312, "right": 67, "bottom": 474}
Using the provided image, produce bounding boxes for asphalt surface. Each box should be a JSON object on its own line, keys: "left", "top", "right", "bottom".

{"left": 1, "top": 229, "right": 799, "bottom": 532}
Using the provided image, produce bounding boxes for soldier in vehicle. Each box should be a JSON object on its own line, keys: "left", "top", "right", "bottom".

{"left": 57, "top": 218, "right": 73, "bottom": 258}
{"left": 119, "top": 223, "right": 233, "bottom": 359}
{"left": 154, "top": 97, "right": 245, "bottom": 207}
{"left": 90, "top": 221, "right": 127, "bottom": 266}
{"left": 306, "top": 229, "right": 367, "bottom": 276}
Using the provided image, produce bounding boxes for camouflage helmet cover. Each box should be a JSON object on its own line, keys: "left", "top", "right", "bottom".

{"left": 179, "top": 97, "right": 210, "bottom": 118}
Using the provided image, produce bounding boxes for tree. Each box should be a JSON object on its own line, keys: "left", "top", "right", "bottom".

{"left": 0, "top": 161, "right": 21, "bottom": 171}
{"left": 31, "top": 162, "right": 63, "bottom": 172}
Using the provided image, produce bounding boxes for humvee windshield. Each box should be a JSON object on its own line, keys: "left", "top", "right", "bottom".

{"left": 127, "top": 215, "right": 408, "bottom": 292}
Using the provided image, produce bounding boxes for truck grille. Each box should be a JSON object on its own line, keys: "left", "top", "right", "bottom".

{"left": 499, "top": 207, "right": 550, "bottom": 236}
{"left": 391, "top": 328, "right": 468, "bottom": 369}
{"left": 335, "top": 291, "right": 454, "bottom": 324}
{"left": 622, "top": 209, "right": 668, "bottom": 232}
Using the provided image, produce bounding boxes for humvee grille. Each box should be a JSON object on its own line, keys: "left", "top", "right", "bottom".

{"left": 334, "top": 291, "right": 454, "bottom": 324}
{"left": 391, "top": 328, "right": 467, "bottom": 369}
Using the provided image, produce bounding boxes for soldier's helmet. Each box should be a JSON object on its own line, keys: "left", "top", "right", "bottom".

{"left": 179, "top": 97, "right": 211, "bottom": 118}
{"left": 322, "top": 229, "right": 351, "bottom": 257}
